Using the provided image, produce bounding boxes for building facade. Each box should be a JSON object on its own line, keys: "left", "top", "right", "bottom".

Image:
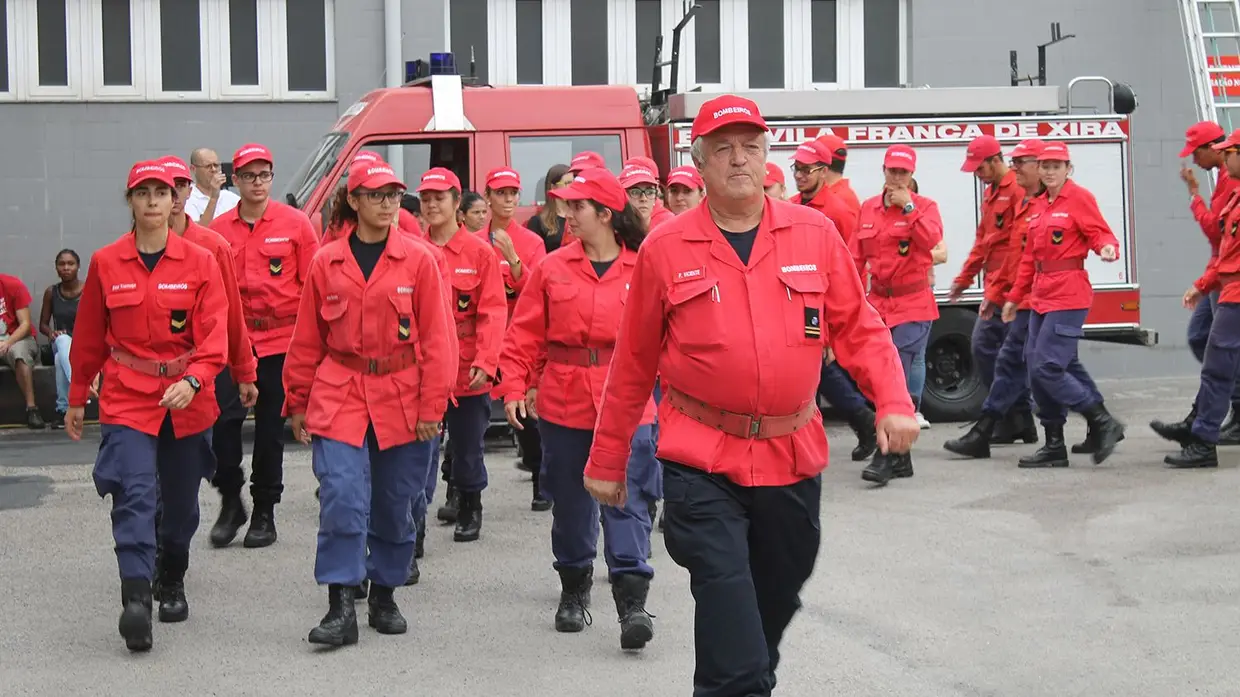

{"left": 0, "top": 0, "right": 1205, "bottom": 378}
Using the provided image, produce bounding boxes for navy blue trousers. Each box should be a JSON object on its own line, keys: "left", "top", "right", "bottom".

{"left": 1187, "top": 290, "right": 1240, "bottom": 405}
{"left": 1192, "top": 302, "right": 1240, "bottom": 443}
{"left": 312, "top": 426, "right": 432, "bottom": 588}
{"left": 93, "top": 414, "right": 215, "bottom": 581}
{"left": 412, "top": 433, "right": 442, "bottom": 522}
{"left": 539, "top": 420, "right": 658, "bottom": 578}
{"left": 982, "top": 309, "right": 1035, "bottom": 416}
{"left": 817, "top": 361, "right": 867, "bottom": 413}
{"left": 1025, "top": 309, "right": 1103, "bottom": 425}
{"left": 445, "top": 394, "right": 490, "bottom": 493}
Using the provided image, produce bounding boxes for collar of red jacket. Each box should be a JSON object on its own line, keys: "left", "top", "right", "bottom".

{"left": 679, "top": 195, "right": 795, "bottom": 241}
{"left": 985, "top": 170, "right": 1019, "bottom": 202}
{"left": 1042, "top": 177, "right": 1082, "bottom": 202}
{"left": 321, "top": 228, "right": 410, "bottom": 262}
{"left": 557, "top": 237, "right": 638, "bottom": 273}
{"left": 119, "top": 227, "right": 189, "bottom": 261}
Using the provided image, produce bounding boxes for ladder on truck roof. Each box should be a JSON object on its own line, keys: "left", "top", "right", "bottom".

{"left": 1182, "top": 0, "right": 1240, "bottom": 130}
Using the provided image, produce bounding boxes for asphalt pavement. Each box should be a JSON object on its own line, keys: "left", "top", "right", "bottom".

{"left": 1, "top": 375, "right": 1238, "bottom": 697}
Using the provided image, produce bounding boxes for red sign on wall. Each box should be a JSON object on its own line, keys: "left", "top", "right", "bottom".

{"left": 1207, "top": 55, "right": 1240, "bottom": 97}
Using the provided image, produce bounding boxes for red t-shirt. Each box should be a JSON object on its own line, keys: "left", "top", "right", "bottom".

{"left": 0, "top": 273, "right": 32, "bottom": 334}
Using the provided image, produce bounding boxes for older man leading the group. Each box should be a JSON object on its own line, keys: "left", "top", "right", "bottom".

{"left": 583, "top": 95, "right": 920, "bottom": 696}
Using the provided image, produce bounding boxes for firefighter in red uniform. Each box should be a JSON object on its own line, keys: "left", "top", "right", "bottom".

{"left": 813, "top": 133, "right": 864, "bottom": 240}
{"left": 852, "top": 144, "right": 944, "bottom": 485}
{"left": 763, "top": 162, "right": 786, "bottom": 199}
{"left": 479, "top": 166, "right": 550, "bottom": 509}
{"left": 621, "top": 162, "right": 674, "bottom": 233}
{"left": 415, "top": 167, "right": 507, "bottom": 542}
{"left": 498, "top": 166, "right": 658, "bottom": 649}
{"left": 569, "top": 151, "right": 607, "bottom": 174}
{"left": 583, "top": 95, "right": 919, "bottom": 697}
{"left": 1152, "top": 122, "right": 1240, "bottom": 444}
{"left": 284, "top": 161, "right": 453, "bottom": 646}
{"left": 945, "top": 135, "right": 1037, "bottom": 445}
{"left": 665, "top": 165, "right": 705, "bottom": 214}
{"left": 208, "top": 144, "right": 319, "bottom": 549}
{"left": 67, "top": 161, "right": 229, "bottom": 652}
{"left": 1002, "top": 141, "right": 1125, "bottom": 467}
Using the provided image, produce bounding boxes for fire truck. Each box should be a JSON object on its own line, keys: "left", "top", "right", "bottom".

{"left": 282, "top": 54, "right": 1156, "bottom": 424}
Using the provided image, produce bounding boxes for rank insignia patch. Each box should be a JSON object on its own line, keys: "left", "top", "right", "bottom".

{"left": 457, "top": 293, "right": 471, "bottom": 312}
{"left": 269, "top": 258, "right": 283, "bottom": 276}
{"left": 804, "top": 307, "right": 821, "bottom": 339}
{"left": 398, "top": 316, "right": 411, "bottom": 340}
{"left": 1051, "top": 230, "right": 1064, "bottom": 245}
{"left": 897, "top": 239, "right": 910, "bottom": 256}
{"left": 170, "top": 310, "right": 187, "bottom": 334}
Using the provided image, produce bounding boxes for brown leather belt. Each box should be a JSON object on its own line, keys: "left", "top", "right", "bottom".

{"left": 110, "top": 348, "right": 194, "bottom": 377}
{"left": 1034, "top": 258, "right": 1085, "bottom": 273}
{"left": 1220, "top": 272, "right": 1240, "bottom": 286}
{"left": 870, "top": 280, "right": 930, "bottom": 298}
{"left": 246, "top": 315, "right": 298, "bottom": 331}
{"left": 546, "top": 343, "right": 614, "bottom": 367}
{"left": 456, "top": 318, "right": 476, "bottom": 338}
{"left": 664, "top": 386, "right": 815, "bottom": 440}
{"left": 328, "top": 347, "right": 418, "bottom": 376}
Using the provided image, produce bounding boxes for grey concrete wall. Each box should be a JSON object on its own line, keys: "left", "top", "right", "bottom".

{"left": 908, "top": 0, "right": 1200, "bottom": 379}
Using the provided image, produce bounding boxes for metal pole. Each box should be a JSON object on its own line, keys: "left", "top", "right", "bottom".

{"left": 384, "top": 0, "right": 404, "bottom": 176}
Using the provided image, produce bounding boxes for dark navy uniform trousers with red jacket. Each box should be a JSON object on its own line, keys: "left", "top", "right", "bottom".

{"left": 982, "top": 310, "right": 1036, "bottom": 416}
{"left": 1191, "top": 302, "right": 1240, "bottom": 442}
{"left": 95, "top": 412, "right": 215, "bottom": 581}
{"left": 444, "top": 394, "right": 490, "bottom": 493}
{"left": 1187, "top": 290, "right": 1240, "bottom": 406}
{"left": 974, "top": 314, "right": 1033, "bottom": 409}
{"left": 540, "top": 421, "right": 658, "bottom": 577}
{"left": 1025, "top": 309, "right": 1103, "bottom": 423}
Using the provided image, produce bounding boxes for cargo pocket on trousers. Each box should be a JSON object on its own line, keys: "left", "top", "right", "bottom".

{"left": 92, "top": 428, "right": 124, "bottom": 499}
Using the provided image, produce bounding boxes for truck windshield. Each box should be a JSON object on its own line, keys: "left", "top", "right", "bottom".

{"left": 282, "top": 131, "right": 349, "bottom": 209}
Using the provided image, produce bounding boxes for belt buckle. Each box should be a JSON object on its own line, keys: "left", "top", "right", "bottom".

{"left": 747, "top": 415, "right": 762, "bottom": 439}
{"left": 367, "top": 358, "right": 379, "bottom": 374}
{"left": 157, "top": 362, "right": 168, "bottom": 376}
{"left": 587, "top": 348, "right": 599, "bottom": 366}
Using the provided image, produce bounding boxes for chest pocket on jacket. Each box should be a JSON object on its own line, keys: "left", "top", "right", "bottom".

{"left": 156, "top": 292, "right": 196, "bottom": 336}
{"left": 391, "top": 294, "right": 414, "bottom": 342}
{"left": 452, "top": 274, "right": 481, "bottom": 317}
{"left": 106, "top": 290, "right": 149, "bottom": 343}
{"left": 856, "top": 226, "right": 879, "bottom": 261}
{"left": 778, "top": 272, "right": 827, "bottom": 347}
{"left": 320, "top": 298, "right": 348, "bottom": 323}
{"left": 260, "top": 241, "right": 294, "bottom": 277}
{"left": 665, "top": 276, "right": 726, "bottom": 351}
{"left": 545, "top": 281, "right": 581, "bottom": 339}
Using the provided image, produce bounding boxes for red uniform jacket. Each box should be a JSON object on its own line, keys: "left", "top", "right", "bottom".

{"left": 1194, "top": 169, "right": 1240, "bottom": 292}
{"left": 282, "top": 233, "right": 454, "bottom": 449}
{"left": 792, "top": 178, "right": 862, "bottom": 245}
{"left": 1196, "top": 188, "right": 1240, "bottom": 301}
{"left": 851, "top": 192, "right": 944, "bottom": 326}
{"left": 649, "top": 205, "right": 676, "bottom": 232}
{"left": 584, "top": 198, "right": 914, "bottom": 487}
{"left": 210, "top": 200, "right": 319, "bottom": 357}
{"left": 498, "top": 245, "right": 656, "bottom": 430}
{"left": 1008, "top": 179, "right": 1119, "bottom": 313}
{"left": 69, "top": 231, "right": 228, "bottom": 437}
{"left": 953, "top": 170, "right": 1023, "bottom": 295}
{"left": 476, "top": 219, "right": 548, "bottom": 316}
{"left": 182, "top": 220, "right": 257, "bottom": 384}
{"left": 984, "top": 193, "right": 1045, "bottom": 310}
{"left": 427, "top": 226, "right": 507, "bottom": 397}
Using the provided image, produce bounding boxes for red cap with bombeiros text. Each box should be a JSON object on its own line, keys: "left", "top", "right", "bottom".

{"left": 816, "top": 133, "right": 848, "bottom": 161}
{"left": 159, "top": 156, "right": 193, "bottom": 182}
{"left": 764, "top": 162, "right": 785, "bottom": 187}
{"left": 883, "top": 144, "right": 917, "bottom": 172}
{"left": 416, "top": 167, "right": 462, "bottom": 192}
{"left": 127, "top": 161, "right": 178, "bottom": 191}
{"left": 569, "top": 151, "right": 606, "bottom": 172}
{"left": 1037, "top": 141, "right": 1071, "bottom": 162}
{"left": 960, "top": 135, "right": 1003, "bottom": 173}
{"left": 690, "top": 95, "right": 768, "bottom": 141}
{"left": 348, "top": 162, "right": 405, "bottom": 193}
{"left": 624, "top": 156, "right": 660, "bottom": 174}
{"left": 793, "top": 140, "right": 832, "bottom": 166}
{"left": 549, "top": 167, "right": 628, "bottom": 211}
{"left": 233, "top": 144, "right": 274, "bottom": 170}
{"left": 666, "top": 166, "right": 704, "bottom": 190}
{"left": 1214, "top": 129, "right": 1240, "bottom": 151}
{"left": 1182, "top": 121, "right": 1227, "bottom": 157}
{"left": 619, "top": 164, "right": 659, "bottom": 189}
{"left": 1009, "top": 139, "right": 1045, "bottom": 160}
{"left": 352, "top": 150, "right": 385, "bottom": 164}
{"left": 485, "top": 167, "right": 521, "bottom": 190}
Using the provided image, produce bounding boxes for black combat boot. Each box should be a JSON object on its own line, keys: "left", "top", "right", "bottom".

{"left": 943, "top": 413, "right": 998, "bottom": 459}
{"left": 1073, "top": 401, "right": 1127, "bottom": 454}
{"left": 436, "top": 485, "right": 460, "bottom": 523}
{"left": 209, "top": 491, "right": 248, "bottom": 548}
{"left": 1081, "top": 403, "right": 1125, "bottom": 464}
{"left": 891, "top": 452, "right": 914, "bottom": 479}
{"left": 991, "top": 409, "right": 1039, "bottom": 445}
{"left": 405, "top": 555, "right": 420, "bottom": 586}
{"left": 414, "top": 515, "right": 426, "bottom": 559}
{"left": 612, "top": 573, "right": 655, "bottom": 650}
{"left": 1164, "top": 436, "right": 1219, "bottom": 468}
{"left": 118, "top": 578, "right": 154, "bottom": 652}
{"left": 243, "top": 502, "right": 277, "bottom": 548}
{"left": 531, "top": 470, "right": 552, "bottom": 512}
{"left": 367, "top": 584, "right": 408, "bottom": 634}
{"left": 1218, "top": 406, "right": 1240, "bottom": 445}
{"left": 157, "top": 551, "right": 189, "bottom": 623}
{"left": 848, "top": 407, "right": 878, "bottom": 461}
{"left": 308, "top": 584, "right": 359, "bottom": 647}
{"left": 151, "top": 546, "right": 164, "bottom": 602}
{"left": 861, "top": 451, "right": 896, "bottom": 486}
{"left": 1018, "top": 424, "right": 1069, "bottom": 468}
{"left": 453, "top": 491, "right": 483, "bottom": 542}
{"left": 351, "top": 579, "right": 369, "bottom": 600}
{"left": 554, "top": 567, "right": 593, "bottom": 633}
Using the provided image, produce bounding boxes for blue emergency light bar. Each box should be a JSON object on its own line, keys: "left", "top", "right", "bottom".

{"left": 430, "top": 52, "right": 458, "bottom": 76}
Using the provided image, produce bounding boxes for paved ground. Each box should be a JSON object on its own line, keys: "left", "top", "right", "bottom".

{"left": 1, "top": 375, "right": 1238, "bottom": 697}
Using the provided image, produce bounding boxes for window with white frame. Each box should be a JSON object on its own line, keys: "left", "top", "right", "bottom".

{"left": 0, "top": 0, "right": 334, "bottom": 102}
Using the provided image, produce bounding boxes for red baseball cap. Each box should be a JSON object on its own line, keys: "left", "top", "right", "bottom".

{"left": 569, "top": 151, "right": 606, "bottom": 172}
{"left": 1009, "top": 139, "right": 1045, "bottom": 160}
{"left": 666, "top": 166, "right": 704, "bottom": 190}
{"left": 348, "top": 162, "right": 405, "bottom": 192}
{"left": 352, "top": 150, "right": 385, "bottom": 164}
{"left": 793, "top": 140, "right": 832, "bottom": 166}
{"left": 485, "top": 167, "right": 521, "bottom": 190}
{"left": 883, "top": 144, "right": 917, "bottom": 172}
{"left": 619, "top": 164, "right": 659, "bottom": 189}
{"left": 233, "top": 143, "right": 274, "bottom": 170}
{"left": 416, "top": 167, "right": 462, "bottom": 192}
{"left": 624, "top": 156, "right": 659, "bottom": 174}
{"left": 1214, "top": 129, "right": 1240, "bottom": 151}
{"left": 961, "top": 135, "right": 1003, "bottom": 173}
{"left": 764, "top": 162, "right": 785, "bottom": 187}
{"left": 159, "top": 156, "right": 193, "bottom": 182}
{"left": 127, "top": 161, "right": 177, "bottom": 191}
{"left": 1037, "top": 141, "right": 1071, "bottom": 162}
{"left": 549, "top": 167, "right": 628, "bottom": 211}
{"left": 1182, "top": 121, "right": 1227, "bottom": 157}
{"left": 690, "top": 95, "right": 768, "bottom": 141}
{"left": 816, "top": 133, "right": 848, "bottom": 160}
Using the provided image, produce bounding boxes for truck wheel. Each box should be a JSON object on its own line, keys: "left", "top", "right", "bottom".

{"left": 921, "top": 307, "right": 987, "bottom": 424}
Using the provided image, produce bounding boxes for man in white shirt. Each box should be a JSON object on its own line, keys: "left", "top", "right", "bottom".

{"left": 184, "top": 147, "right": 242, "bottom": 226}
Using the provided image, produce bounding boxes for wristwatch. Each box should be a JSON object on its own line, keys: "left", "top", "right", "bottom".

{"left": 183, "top": 376, "right": 202, "bottom": 393}
{"left": 902, "top": 202, "right": 917, "bottom": 215}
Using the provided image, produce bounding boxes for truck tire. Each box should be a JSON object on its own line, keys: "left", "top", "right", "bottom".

{"left": 921, "top": 306, "right": 987, "bottom": 424}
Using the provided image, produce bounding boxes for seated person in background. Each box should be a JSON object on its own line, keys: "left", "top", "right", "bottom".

{"left": 0, "top": 272, "right": 46, "bottom": 429}
{"left": 39, "top": 249, "right": 95, "bottom": 429}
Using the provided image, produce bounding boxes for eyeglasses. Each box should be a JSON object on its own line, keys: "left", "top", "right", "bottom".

{"left": 627, "top": 187, "right": 658, "bottom": 199}
{"left": 236, "top": 171, "right": 274, "bottom": 183}
{"left": 1011, "top": 158, "right": 1036, "bottom": 167}
{"left": 790, "top": 165, "right": 824, "bottom": 176}
{"left": 194, "top": 162, "right": 222, "bottom": 171}
{"left": 359, "top": 190, "right": 405, "bottom": 204}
